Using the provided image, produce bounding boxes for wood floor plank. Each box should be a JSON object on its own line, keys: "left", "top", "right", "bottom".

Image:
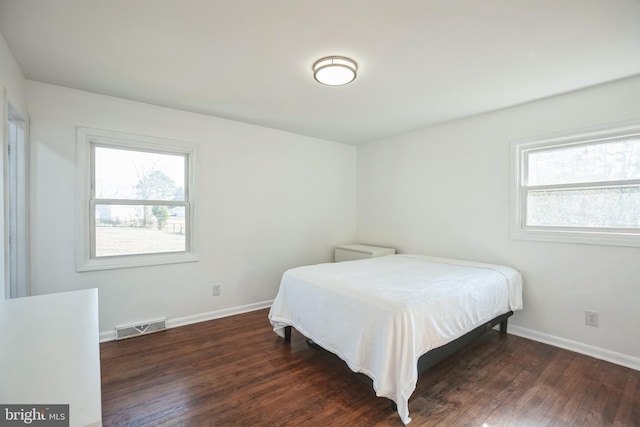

{"left": 613, "top": 375, "right": 639, "bottom": 426}
{"left": 100, "top": 309, "right": 640, "bottom": 426}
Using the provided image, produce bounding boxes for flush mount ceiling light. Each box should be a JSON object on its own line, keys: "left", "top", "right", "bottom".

{"left": 313, "top": 56, "right": 357, "bottom": 86}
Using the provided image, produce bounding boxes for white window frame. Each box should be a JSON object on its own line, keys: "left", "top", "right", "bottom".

{"left": 511, "top": 120, "right": 640, "bottom": 248}
{"left": 76, "top": 127, "right": 198, "bottom": 272}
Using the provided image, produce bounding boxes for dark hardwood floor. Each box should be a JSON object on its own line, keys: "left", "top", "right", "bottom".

{"left": 101, "top": 309, "right": 640, "bottom": 426}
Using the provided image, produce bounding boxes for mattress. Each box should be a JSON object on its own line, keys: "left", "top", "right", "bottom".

{"left": 268, "top": 254, "right": 523, "bottom": 424}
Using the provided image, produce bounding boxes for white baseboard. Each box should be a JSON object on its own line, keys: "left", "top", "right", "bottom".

{"left": 99, "top": 307, "right": 639, "bottom": 373}
{"left": 99, "top": 331, "right": 115, "bottom": 342}
{"left": 509, "top": 325, "right": 640, "bottom": 372}
{"left": 99, "top": 300, "right": 273, "bottom": 343}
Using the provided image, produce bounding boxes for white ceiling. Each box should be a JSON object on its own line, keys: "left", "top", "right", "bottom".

{"left": 1, "top": 0, "right": 640, "bottom": 145}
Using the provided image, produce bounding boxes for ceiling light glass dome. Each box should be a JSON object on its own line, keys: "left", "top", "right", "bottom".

{"left": 313, "top": 56, "right": 357, "bottom": 86}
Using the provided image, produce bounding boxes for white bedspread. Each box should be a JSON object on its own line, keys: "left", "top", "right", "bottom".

{"left": 268, "top": 254, "right": 523, "bottom": 424}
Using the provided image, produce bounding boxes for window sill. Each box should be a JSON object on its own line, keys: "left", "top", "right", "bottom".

{"left": 510, "top": 226, "right": 640, "bottom": 248}
{"left": 77, "top": 252, "right": 199, "bottom": 272}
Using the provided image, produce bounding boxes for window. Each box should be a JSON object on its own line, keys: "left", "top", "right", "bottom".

{"left": 512, "top": 121, "right": 640, "bottom": 247}
{"left": 77, "top": 128, "right": 198, "bottom": 271}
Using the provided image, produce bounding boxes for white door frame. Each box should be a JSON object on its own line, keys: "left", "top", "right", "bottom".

{"left": 2, "top": 88, "right": 29, "bottom": 299}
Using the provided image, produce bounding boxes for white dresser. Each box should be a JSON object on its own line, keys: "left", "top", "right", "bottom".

{"left": 0, "top": 289, "right": 102, "bottom": 427}
{"left": 334, "top": 244, "right": 396, "bottom": 262}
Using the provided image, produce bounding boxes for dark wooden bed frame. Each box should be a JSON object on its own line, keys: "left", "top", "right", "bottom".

{"left": 416, "top": 310, "right": 512, "bottom": 375}
{"left": 282, "top": 310, "right": 513, "bottom": 409}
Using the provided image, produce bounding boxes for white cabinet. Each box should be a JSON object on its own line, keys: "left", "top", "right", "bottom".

{"left": 334, "top": 244, "right": 396, "bottom": 262}
{"left": 0, "top": 289, "right": 102, "bottom": 427}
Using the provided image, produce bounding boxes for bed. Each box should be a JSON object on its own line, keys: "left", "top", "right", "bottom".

{"left": 268, "top": 254, "right": 523, "bottom": 424}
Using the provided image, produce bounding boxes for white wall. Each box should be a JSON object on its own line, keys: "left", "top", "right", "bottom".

{"left": 0, "top": 31, "right": 26, "bottom": 110}
{"left": 26, "top": 81, "right": 357, "bottom": 336}
{"left": 0, "top": 31, "right": 27, "bottom": 300}
{"left": 357, "top": 75, "right": 640, "bottom": 367}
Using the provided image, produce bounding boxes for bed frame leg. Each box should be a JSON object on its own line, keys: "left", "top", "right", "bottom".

{"left": 284, "top": 326, "right": 291, "bottom": 342}
{"left": 499, "top": 318, "right": 508, "bottom": 334}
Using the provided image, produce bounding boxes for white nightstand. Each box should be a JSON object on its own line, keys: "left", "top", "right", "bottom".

{"left": 334, "top": 244, "right": 396, "bottom": 262}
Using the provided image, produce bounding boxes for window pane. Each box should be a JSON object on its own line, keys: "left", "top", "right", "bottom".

{"left": 95, "top": 204, "right": 186, "bottom": 257}
{"left": 527, "top": 139, "right": 640, "bottom": 186}
{"left": 526, "top": 186, "right": 640, "bottom": 228}
{"left": 95, "top": 147, "right": 185, "bottom": 201}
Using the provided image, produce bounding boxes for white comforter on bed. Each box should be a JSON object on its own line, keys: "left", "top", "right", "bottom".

{"left": 268, "top": 254, "right": 523, "bottom": 424}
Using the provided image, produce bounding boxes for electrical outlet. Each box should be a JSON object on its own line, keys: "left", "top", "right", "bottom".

{"left": 212, "top": 284, "right": 221, "bottom": 296}
{"left": 585, "top": 310, "right": 599, "bottom": 327}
